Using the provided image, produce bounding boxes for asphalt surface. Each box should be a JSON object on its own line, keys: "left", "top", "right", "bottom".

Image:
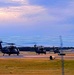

{"left": 0, "top": 54, "right": 74, "bottom": 60}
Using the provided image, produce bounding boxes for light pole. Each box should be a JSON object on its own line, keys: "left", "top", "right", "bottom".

{"left": 59, "top": 36, "right": 65, "bottom": 75}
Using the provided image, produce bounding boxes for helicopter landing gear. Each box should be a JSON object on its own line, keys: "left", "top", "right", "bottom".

{"left": 9, "top": 54, "right": 11, "bottom": 56}
{"left": 3, "top": 53, "right": 5, "bottom": 56}
{"left": 17, "top": 53, "right": 19, "bottom": 56}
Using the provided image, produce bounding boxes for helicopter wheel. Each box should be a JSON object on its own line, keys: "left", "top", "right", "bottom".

{"left": 9, "top": 54, "right": 11, "bottom": 56}
{"left": 3, "top": 53, "right": 5, "bottom": 56}
{"left": 38, "top": 53, "right": 40, "bottom": 55}
{"left": 44, "top": 52, "right": 46, "bottom": 54}
{"left": 17, "top": 53, "right": 19, "bottom": 56}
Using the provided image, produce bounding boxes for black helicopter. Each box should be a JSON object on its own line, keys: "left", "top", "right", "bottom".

{"left": 0, "top": 41, "right": 20, "bottom": 56}
{"left": 34, "top": 44, "right": 46, "bottom": 54}
{"left": 52, "top": 46, "right": 60, "bottom": 54}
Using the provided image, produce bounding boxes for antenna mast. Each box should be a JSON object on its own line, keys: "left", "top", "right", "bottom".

{"left": 59, "top": 36, "right": 65, "bottom": 75}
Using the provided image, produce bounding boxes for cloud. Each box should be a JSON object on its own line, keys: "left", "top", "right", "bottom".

{"left": 20, "top": 0, "right": 74, "bottom": 25}
{"left": 0, "top": 0, "right": 74, "bottom": 24}
{"left": 0, "top": 0, "right": 28, "bottom": 7}
{"left": 0, "top": 2, "right": 46, "bottom": 26}
{"left": 51, "top": 1, "right": 74, "bottom": 19}
{"left": 0, "top": 0, "right": 74, "bottom": 35}
{"left": 0, "top": 1, "right": 21, "bottom": 7}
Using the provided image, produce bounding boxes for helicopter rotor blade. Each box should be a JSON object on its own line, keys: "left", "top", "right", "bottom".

{"left": 2, "top": 42, "right": 15, "bottom": 45}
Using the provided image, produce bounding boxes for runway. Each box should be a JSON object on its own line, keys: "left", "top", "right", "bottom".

{"left": 0, "top": 54, "right": 74, "bottom": 60}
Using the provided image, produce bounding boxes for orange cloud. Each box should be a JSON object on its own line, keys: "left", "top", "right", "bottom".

{"left": 0, "top": 4, "right": 46, "bottom": 25}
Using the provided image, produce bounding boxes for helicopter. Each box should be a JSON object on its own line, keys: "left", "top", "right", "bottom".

{"left": 53, "top": 46, "right": 60, "bottom": 54}
{"left": 0, "top": 41, "right": 20, "bottom": 56}
{"left": 34, "top": 44, "right": 46, "bottom": 54}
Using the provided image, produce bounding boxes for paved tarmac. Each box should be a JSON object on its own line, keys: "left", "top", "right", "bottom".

{"left": 0, "top": 54, "right": 74, "bottom": 60}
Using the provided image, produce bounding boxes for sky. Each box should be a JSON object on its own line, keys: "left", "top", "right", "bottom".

{"left": 0, "top": 0, "right": 74, "bottom": 47}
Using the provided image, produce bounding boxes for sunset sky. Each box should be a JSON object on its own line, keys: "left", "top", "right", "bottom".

{"left": 0, "top": 0, "right": 74, "bottom": 46}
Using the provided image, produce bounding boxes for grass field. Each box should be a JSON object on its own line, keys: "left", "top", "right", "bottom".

{"left": 0, "top": 58, "right": 74, "bottom": 75}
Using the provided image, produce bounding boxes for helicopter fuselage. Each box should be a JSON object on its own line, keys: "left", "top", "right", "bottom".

{"left": 0, "top": 42, "right": 20, "bottom": 56}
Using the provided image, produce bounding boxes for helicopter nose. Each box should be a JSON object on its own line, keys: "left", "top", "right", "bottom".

{"left": 0, "top": 41, "right": 2, "bottom": 43}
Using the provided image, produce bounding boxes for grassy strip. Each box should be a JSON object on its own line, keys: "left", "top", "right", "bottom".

{"left": 0, "top": 58, "right": 74, "bottom": 75}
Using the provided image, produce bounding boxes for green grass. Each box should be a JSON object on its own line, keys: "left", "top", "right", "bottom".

{"left": 0, "top": 58, "right": 74, "bottom": 75}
